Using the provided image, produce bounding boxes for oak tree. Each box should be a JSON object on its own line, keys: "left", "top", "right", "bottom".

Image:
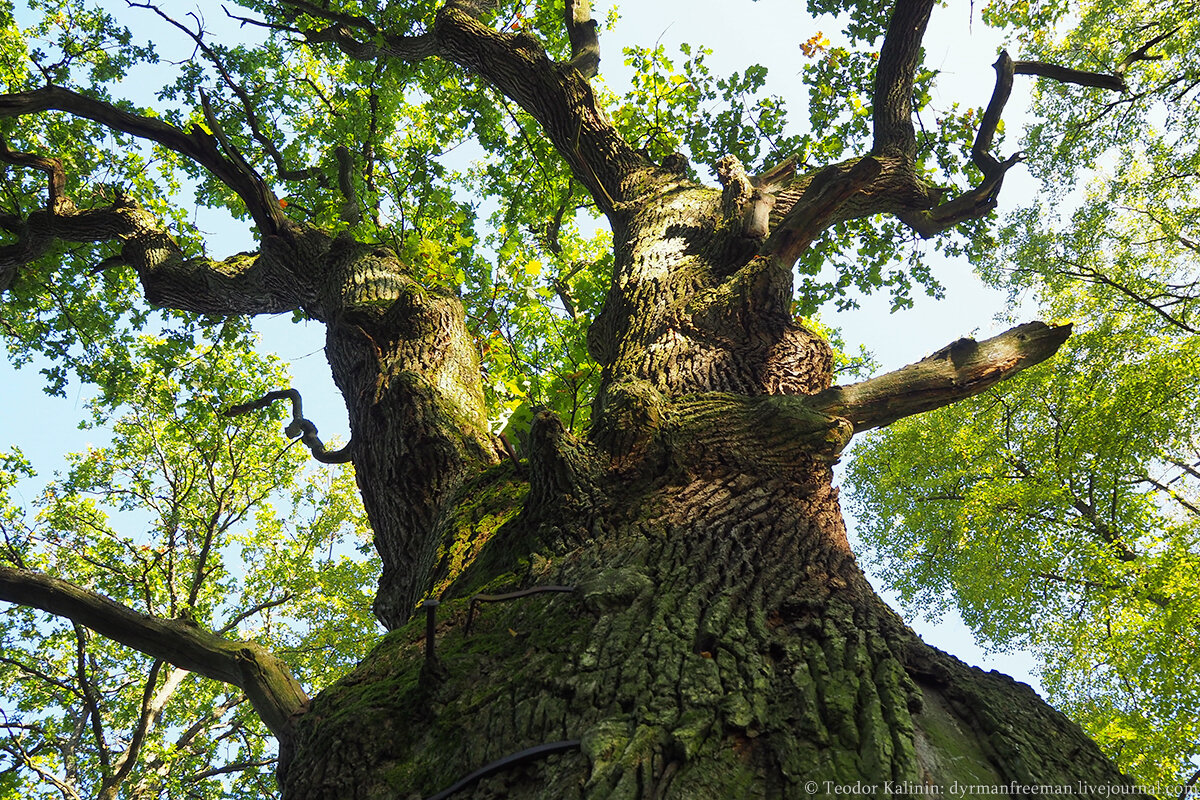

{"left": 0, "top": 0, "right": 1170, "bottom": 797}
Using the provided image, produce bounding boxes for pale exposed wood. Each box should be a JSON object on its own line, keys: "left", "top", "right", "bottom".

{"left": 809, "top": 321, "right": 1073, "bottom": 432}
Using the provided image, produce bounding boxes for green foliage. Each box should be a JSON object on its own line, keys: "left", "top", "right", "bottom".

{"left": 0, "top": 337, "right": 377, "bottom": 797}
{"left": 4, "top": 0, "right": 1199, "bottom": 792}
{"left": 846, "top": 309, "right": 1200, "bottom": 784}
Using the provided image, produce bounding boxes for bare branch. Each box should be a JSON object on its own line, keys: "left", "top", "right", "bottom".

{"left": 0, "top": 565, "right": 308, "bottom": 741}
{"left": 897, "top": 51, "right": 1124, "bottom": 238}
{"left": 224, "top": 388, "right": 354, "bottom": 464}
{"left": 808, "top": 321, "right": 1073, "bottom": 432}
{"left": 1014, "top": 60, "right": 1126, "bottom": 92}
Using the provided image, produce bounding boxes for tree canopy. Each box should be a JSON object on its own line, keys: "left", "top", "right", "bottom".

{"left": 0, "top": 0, "right": 1194, "bottom": 796}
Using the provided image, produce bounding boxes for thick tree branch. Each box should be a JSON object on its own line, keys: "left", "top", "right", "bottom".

{"left": 0, "top": 565, "right": 309, "bottom": 741}
{"left": 0, "top": 139, "right": 320, "bottom": 314}
{"left": 1014, "top": 61, "right": 1126, "bottom": 92}
{"left": 759, "top": 157, "right": 883, "bottom": 264}
{"left": 808, "top": 321, "right": 1073, "bottom": 432}
{"left": 432, "top": 7, "right": 647, "bottom": 215}
{"left": 224, "top": 388, "right": 354, "bottom": 464}
{"left": 872, "top": 0, "right": 937, "bottom": 159}
{"left": 0, "top": 86, "right": 288, "bottom": 235}
{"left": 0, "top": 190, "right": 313, "bottom": 315}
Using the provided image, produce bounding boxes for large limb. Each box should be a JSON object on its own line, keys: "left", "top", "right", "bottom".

{"left": 808, "top": 321, "right": 1073, "bottom": 432}
{"left": 662, "top": 323, "right": 1071, "bottom": 472}
{"left": 0, "top": 86, "right": 288, "bottom": 235}
{"left": 872, "top": 0, "right": 938, "bottom": 159}
{"left": 0, "top": 565, "right": 308, "bottom": 742}
{"left": 432, "top": 6, "right": 647, "bottom": 214}
{"left": 0, "top": 139, "right": 319, "bottom": 314}
{"left": 285, "top": 1, "right": 647, "bottom": 216}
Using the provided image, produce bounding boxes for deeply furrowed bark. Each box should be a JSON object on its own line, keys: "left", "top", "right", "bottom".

{"left": 278, "top": 182, "right": 1139, "bottom": 799}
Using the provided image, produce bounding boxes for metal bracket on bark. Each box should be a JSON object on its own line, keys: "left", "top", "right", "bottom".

{"left": 423, "top": 740, "right": 581, "bottom": 800}
{"left": 465, "top": 585, "right": 576, "bottom": 635}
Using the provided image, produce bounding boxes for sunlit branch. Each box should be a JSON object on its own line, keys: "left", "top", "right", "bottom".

{"left": 0, "top": 86, "right": 289, "bottom": 235}
{"left": 224, "top": 388, "right": 354, "bottom": 464}
{"left": 808, "top": 321, "right": 1073, "bottom": 432}
{"left": 0, "top": 565, "right": 309, "bottom": 741}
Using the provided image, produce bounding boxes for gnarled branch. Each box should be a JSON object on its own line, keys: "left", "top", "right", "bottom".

{"left": 0, "top": 565, "right": 308, "bottom": 741}
{"left": 759, "top": 156, "right": 883, "bottom": 264}
{"left": 898, "top": 51, "right": 1125, "bottom": 238}
{"left": 225, "top": 388, "right": 354, "bottom": 464}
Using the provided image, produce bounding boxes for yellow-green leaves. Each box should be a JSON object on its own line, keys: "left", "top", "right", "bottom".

{"left": 0, "top": 337, "right": 376, "bottom": 799}
{"left": 847, "top": 315, "right": 1200, "bottom": 785}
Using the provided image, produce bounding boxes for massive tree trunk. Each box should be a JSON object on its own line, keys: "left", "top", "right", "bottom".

{"left": 273, "top": 162, "right": 1134, "bottom": 799}
{"left": 0, "top": 0, "right": 1150, "bottom": 797}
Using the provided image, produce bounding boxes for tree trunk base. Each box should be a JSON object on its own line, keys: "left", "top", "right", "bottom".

{"left": 280, "top": 460, "right": 1141, "bottom": 800}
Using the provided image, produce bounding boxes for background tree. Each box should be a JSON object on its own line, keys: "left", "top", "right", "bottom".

{"left": 0, "top": 0, "right": 1179, "bottom": 797}
{"left": 848, "top": 0, "right": 1200, "bottom": 788}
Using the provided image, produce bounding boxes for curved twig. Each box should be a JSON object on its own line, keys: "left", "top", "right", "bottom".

{"left": 224, "top": 388, "right": 354, "bottom": 464}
